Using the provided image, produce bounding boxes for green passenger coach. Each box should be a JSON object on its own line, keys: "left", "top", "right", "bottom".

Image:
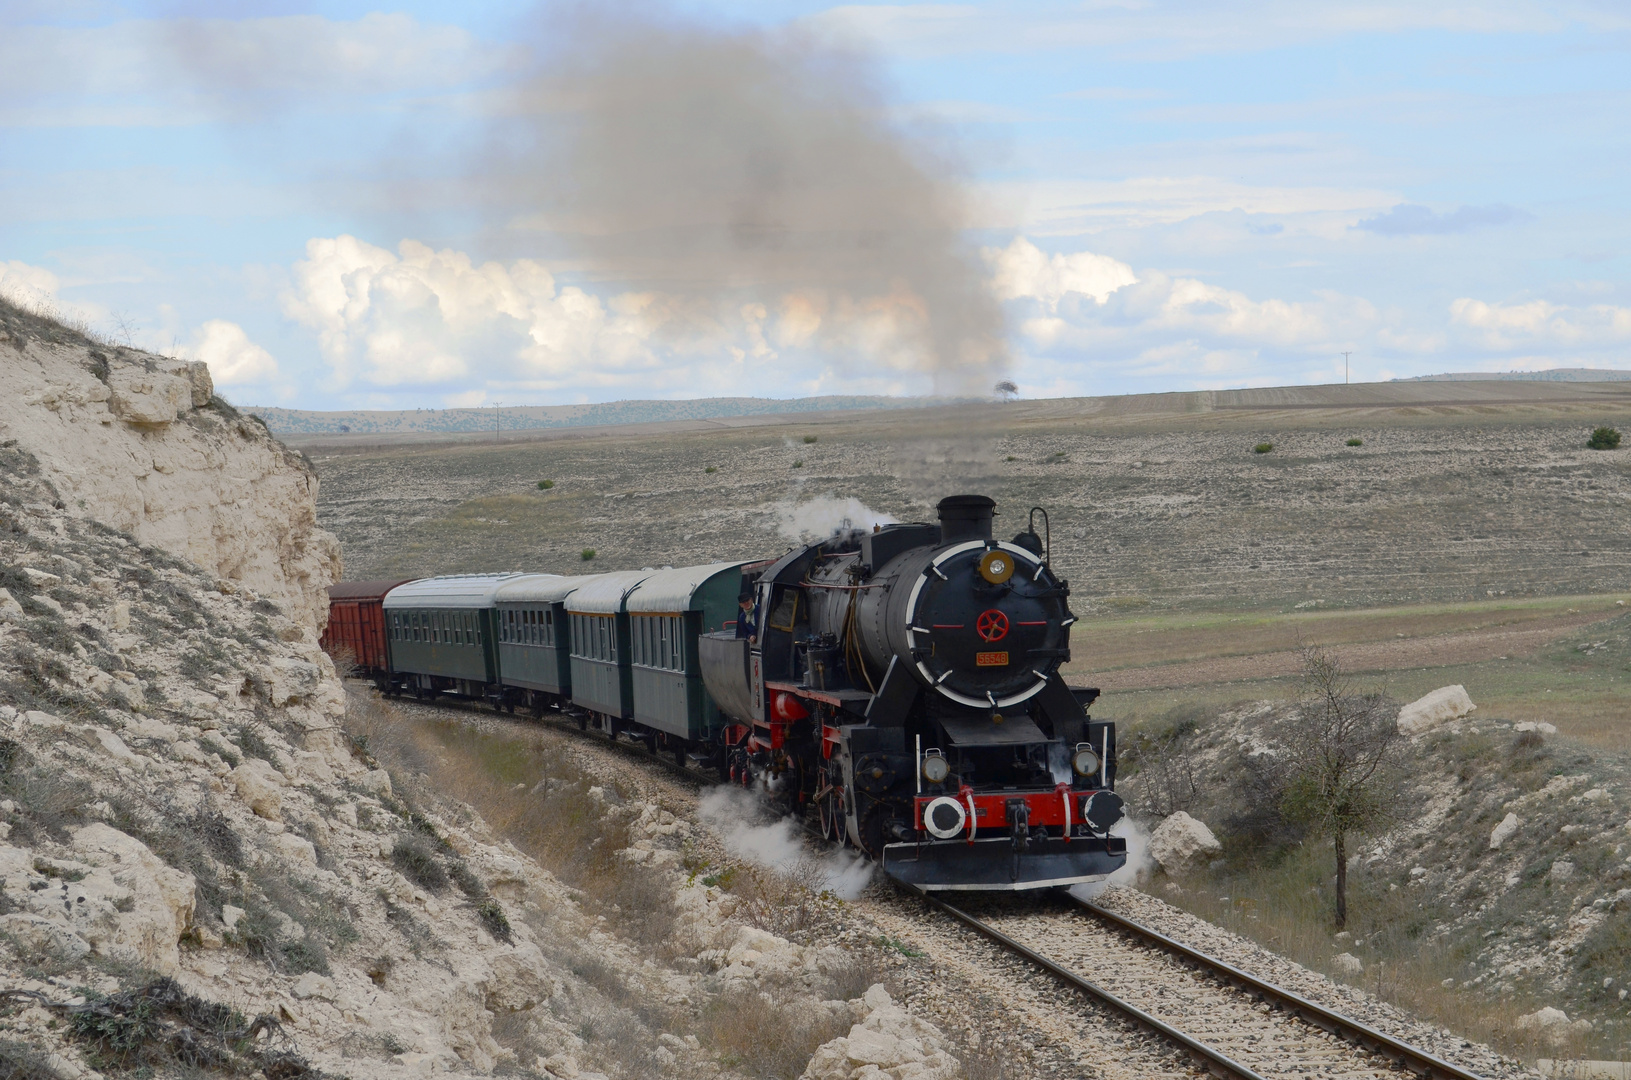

{"left": 382, "top": 573, "right": 525, "bottom": 703}
{"left": 624, "top": 562, "right": 749, "bottom": 743}
{"left": 563, "top": 570, "right": 655, "bottom": 732}
{"left": 492, "top": 572, "right": 605, "bottom": 713}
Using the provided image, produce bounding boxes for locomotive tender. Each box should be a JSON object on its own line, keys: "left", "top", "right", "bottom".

{"left": 321, "top": 495, "right": 1126, "bottom": 891}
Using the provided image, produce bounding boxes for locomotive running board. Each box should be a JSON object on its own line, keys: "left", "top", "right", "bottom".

{"left": 881, "top": 835, "right": 1127, "bottom": 892}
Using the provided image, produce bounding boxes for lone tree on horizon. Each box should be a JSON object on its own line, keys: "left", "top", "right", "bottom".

{"left": 994, "top": 379, "right": 1018, "bottom": 402}
{"left": 1279, "top": 645, "right": 1399, "bottom": 929}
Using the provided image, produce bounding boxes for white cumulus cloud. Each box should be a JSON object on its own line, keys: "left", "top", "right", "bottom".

{"left": 1449, "top": 297, "right": 1631, "bottom": 349}
{"left": 190, "top": 319, "right": 279, "bottom": 386}
{"left": 986, "top": 237, "right": 1137, "bottom": 309}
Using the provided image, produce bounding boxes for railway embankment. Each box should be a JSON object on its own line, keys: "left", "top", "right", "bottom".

{"left": 1119, "top": 692, "right": 1631, "bottom": 1064}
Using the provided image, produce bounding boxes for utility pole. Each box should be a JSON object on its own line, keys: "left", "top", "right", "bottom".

{"left": 494, "top": 401, "right": 502, "bottom": 441}
{"left": 1342, "top": 352, "right": 1352, "bottom": 384}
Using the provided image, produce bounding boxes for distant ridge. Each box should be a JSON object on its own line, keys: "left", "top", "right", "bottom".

{"left": 1395, "top": 368, "right": 1631, "bottom": 383}
{"left": 246, "top": 395, "right": 949, "bottom": 436}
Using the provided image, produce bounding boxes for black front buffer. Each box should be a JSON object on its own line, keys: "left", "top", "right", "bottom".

{"left": 881, "top": 834, "right": 1127, "bottom": 892}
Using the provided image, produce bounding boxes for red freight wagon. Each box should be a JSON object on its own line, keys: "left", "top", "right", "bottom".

{"left": 321, "top": 580, "right": 416, "bottom": 681}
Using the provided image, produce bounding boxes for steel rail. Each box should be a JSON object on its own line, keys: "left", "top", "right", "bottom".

{"left": 909, "top": 887, "right": 1269, "bottom": 1080}
{"left": 1075, "top": 898, "right": 1486, "bottom": 1080}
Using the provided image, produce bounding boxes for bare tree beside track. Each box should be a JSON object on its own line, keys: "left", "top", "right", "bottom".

{"left": 1278, "top": 645, "right": 1399, "bottom": 929}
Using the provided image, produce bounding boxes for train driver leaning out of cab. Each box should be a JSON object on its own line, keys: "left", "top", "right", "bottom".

{"left": 735, "top": 594, "right": 757, "bottom": 644}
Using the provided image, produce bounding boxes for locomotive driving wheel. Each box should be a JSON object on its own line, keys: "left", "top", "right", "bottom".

{"left": 818, "top": 786, "right": 846, "bottom": 844}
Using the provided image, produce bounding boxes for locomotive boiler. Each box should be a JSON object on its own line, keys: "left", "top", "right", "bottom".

{"left": 700, "top": 495, "right": 1126, "bottom": 890}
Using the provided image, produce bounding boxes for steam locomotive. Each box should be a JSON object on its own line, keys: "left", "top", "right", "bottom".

{"left": 322, "top": 495, "right": 1126, "bottom": 891}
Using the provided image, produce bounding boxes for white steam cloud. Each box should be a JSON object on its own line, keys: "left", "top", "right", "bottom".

{"left": 1069, "top": 816, "right": 1155, "bottom": 901}
{"left": 773, "top": 495, "right": 897, "bottom": 544}
{"left": 697, "top": 786, "right": 873, "bottom": 900}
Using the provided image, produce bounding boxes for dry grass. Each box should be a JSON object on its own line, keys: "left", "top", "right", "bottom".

{"left": 699, "top": 988, "right": 852, "bottom": 1080}
{"left": 343, "top": 689, "right": 677, "bottom": 951}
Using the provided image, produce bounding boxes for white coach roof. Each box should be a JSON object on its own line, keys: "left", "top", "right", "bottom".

{"left": 626, "top": 562, "right": 747, "bottom": 613}
{"left": 382, "top": 573, "right": 528, "bottom": 610}
{"left": 563, "top": 570, "right": 654, "bottom": 615}
{"left": 493, "top": 573, "right": 602, "bottom": 605}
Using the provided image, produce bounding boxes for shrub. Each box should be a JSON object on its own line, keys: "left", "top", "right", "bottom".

{"left": 1346, "top": 438, "right": 1363, "bottom": 447}
{"left": 475, "top": 897, "right": 513, "bottom": 943}
{"left": 391, "top": 835, "right": 449, "bottom": 891}
{"left": 580, "top": 548, "right": 596, "bottom": 562}
{"left": 792, "top": 460, "right": 803, "bottom": 468}
{"left": 704, "top": 466, "right": 717, "bottom": 474}
{"left": 1254, "top": 443, "right": 1274, "bottom": 454}
{"left": 802, "top": 435, "right": 818, "bottom": 443}
{"left": 1587, "top": 426, "right": 1621, "bottom": 450}
{"left": 536, "top": 479, "right": 554, "bottom": 490}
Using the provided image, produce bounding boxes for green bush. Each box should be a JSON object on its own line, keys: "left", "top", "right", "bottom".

{"left": 792, "top": 460, "right": 803, "bottom": 468}
{"left": 1346, "top": 438, "right": 1363, "bottom": 447}
{"left": 1587, "top": 426, "right": 1621, "bottom": 450}
{"left": 536, "top": 479, "right": 554, "bottom": 490}
{"left": 704, "top": 466, "right": 717, "bottom": 474}
{"left": 1254, "top": 443, "right": 1274, "bottom": 454}
{"left": 802, "top": 435, "right": 818, "bottom": 443}
{"left": 580, "top": 548, "right": 596, "bottom": 561}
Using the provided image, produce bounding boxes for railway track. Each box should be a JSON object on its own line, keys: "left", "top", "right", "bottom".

{"left": 913, "top": 889, "right": 1487, "bottom": 1080}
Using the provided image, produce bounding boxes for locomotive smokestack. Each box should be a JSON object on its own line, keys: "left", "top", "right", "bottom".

{"left": 937, "top": 494, "right": 995, "bottom": 545}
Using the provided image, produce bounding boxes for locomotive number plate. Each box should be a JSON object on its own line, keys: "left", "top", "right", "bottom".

{"left": 975, "top": 651, "right": 1009, "bottom": 667}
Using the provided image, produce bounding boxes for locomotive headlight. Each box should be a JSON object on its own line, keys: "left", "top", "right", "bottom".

{"left": 1071, "top": 744, "right": 1101, "bottom": 778}
{"left": 921, "top": 749, "right": 950, "bottom": 784}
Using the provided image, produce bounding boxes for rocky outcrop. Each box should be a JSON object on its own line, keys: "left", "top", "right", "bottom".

{"left": 1397, "top": 684, "right": 1476, "bottom": 735}
{"left": 0, "top": 299, "right": 340, "bottom": 629}
{"left": 1515, "top": 1006, "right": 1594, "bottom": 1047}
{"left": 1149, "top": 811, "right": 1222, "bottom": 875}
{"left": 801, "top": 985, "right": 960, "bottom": 1080}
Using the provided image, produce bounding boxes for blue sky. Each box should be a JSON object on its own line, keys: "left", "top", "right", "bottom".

{"left": 2, "top": 1, "right": 1628, "bottom": 409}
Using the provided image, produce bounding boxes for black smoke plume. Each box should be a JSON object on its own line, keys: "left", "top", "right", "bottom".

{"left": 496, "top": 6, "right": 1007, "bottom": 392}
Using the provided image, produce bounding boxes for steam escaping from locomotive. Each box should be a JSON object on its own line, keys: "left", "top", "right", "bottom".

{"left": 698, "top": 787, "right": 874, "bottom": 900}
{"left": 773, "top": 496, "right": 897, "bottom": 543}
{"left": 500, "top": 6, "right": 1009, "bottom": 393}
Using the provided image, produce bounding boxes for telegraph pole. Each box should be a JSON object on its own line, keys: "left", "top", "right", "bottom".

{"left": 494, "top": 401, "right": 502, "bottom": 441}
{"left": 1342, "top": 352, "right": 1352, "bottom": 384}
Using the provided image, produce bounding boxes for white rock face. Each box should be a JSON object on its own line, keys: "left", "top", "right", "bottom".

{"left": 1490, "top": 812, "right": 1520, "bottom": 850}
{"left": 800, "top": 985, "right": 959, "bottom": 1080}
{"left": 1397, "top": 685, "right": 1476, "bottom": 735}
{"left": 0, "top": 332, "right": 340, "bottom": 628}
{"left": 57, "top": 825, "right": 197, "bottom": 975}
{"left": 1149, "top": 811, "right": 1222, "bottom": 875}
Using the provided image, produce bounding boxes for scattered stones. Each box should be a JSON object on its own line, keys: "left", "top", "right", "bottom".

{"left": 1397, "top": 685, "right": 1476, "bottom": 735}
{"left": 1514, "top": 721, "right": 1558, "bottom": 735}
